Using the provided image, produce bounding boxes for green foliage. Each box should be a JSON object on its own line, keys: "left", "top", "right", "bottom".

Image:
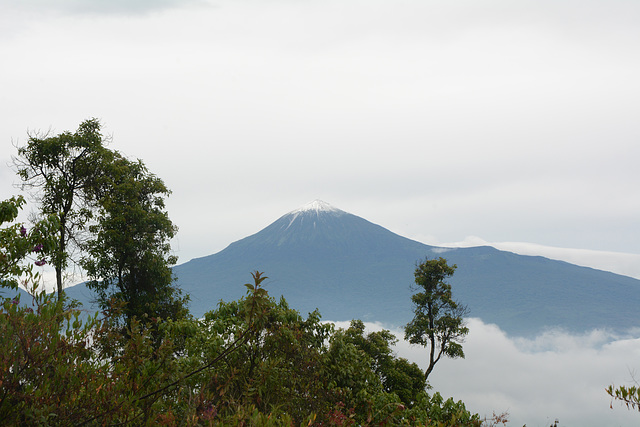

{"left": 0, "top": 196, "right": 58, "bottom": 292}
{"left": 0, "top": 232, "right": 187, "bottom": 426}
{"left": 82, "top": 151, "right": 189, "bottom": 335}
{"left": 0, "top": 286, "right": 180, "bottom": 425}
{"left": 607, "top": 382, "right": 640, "bottom": 412}
{"left": 335, "top": 319, "right": 426, "bottom": 407}
{"left": 1, "top": 290, "right": 98, "bottom": 424}
{"left": 405, "top": 257, "right": 470, "bottom": 380}
{"left": 418, "top": 392, "right": 481, "bottom": 426}
{"left": 14, "top": 119, "right": 187, "bottom": 329}
{"left": 14, "top": 119, "right": 110, "bottom": 294}
{"left": 161, "top": 272, "right": 336, "bottom": 424}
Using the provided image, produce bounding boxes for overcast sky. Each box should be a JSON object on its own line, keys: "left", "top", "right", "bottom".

{"left": 1, "top": 0, "right": 639, "bottom": 269}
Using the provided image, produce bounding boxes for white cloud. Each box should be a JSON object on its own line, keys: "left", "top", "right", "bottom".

{"left": 416, "top": 235, "right": 640, "bottom": 280}
{"left": 491, "top": 242, "right": 640, "bottom": 280}
{"left": 1, "top": 0, "right": 206, "bottom": 16}
{"left": 338, "top": 319, "right": 640, "bottom": 427}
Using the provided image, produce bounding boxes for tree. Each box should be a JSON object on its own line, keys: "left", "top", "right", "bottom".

{"left": 14, "top": 119, "right": 109, "bottom": 296}
{"left": 82, "top": 152, "right": 189, "bottom": 334}
{"left": 404, "top": 257, "right": 469, "bottom": 381}
{"left": 339, "top": 319, "right": 426, "bottom": 407}
{"left": 0, "top": 195, "right": 161, "bottom": 425}
{"left": 170, "top": 272, "right": 335, "bottom": 424}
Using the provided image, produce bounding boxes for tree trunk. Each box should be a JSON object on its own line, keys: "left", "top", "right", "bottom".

{"left": 56, "top": 216, "right": 66, "bottom": 300}
{"left": 425, "top": 333, "right": 436, "bottom": 380}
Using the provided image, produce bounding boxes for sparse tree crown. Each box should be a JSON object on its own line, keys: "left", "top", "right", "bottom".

{"left": 405, "top": 257, "right": 469, "bottom": 380}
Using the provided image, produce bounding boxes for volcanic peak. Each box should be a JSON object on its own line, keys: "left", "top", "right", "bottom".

{"left": 283, "top": 200, "right": 345, "bottom": 229}
{"left": 290, "top": 200, "right": 343, "bottom": 215}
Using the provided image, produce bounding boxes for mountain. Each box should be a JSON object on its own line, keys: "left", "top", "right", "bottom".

{"left": 17, "top": 200, "right": 639, "bottom": 336}
{"left": 173, "top": 200, "right": 640, "bottom": 336}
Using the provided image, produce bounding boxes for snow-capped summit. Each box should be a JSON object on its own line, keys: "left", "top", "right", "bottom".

{"left": 290, "top": 200, "right": 343, "bottom": 215}
{"left": 284, "top": 200, "right": 345, "bottom": 226}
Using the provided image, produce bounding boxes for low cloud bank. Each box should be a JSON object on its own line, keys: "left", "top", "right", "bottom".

{"left": 332, "top": 319, "right": 640, "bottom": 427}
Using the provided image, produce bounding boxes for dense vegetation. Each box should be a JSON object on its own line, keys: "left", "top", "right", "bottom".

{"left": 0, "top": 272, "right": 493, "bottom": 425}
{"left": 0, "top": 120, "right": 511, "bottom": 426}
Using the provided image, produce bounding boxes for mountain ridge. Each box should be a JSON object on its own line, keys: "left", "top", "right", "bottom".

{"left": 173, "top": 200, "right": 640, "bottom": 336}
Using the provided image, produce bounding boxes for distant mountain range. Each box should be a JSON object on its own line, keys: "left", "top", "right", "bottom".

{"left": 10, "top": 200, "right": 640, "bottom": 336}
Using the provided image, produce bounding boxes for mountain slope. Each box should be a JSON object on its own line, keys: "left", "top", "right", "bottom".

{"left": 173, "top": 200, "right": 640, "bottom": 336}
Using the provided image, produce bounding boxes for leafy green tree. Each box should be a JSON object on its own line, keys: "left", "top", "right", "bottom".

{"left": 14, "top": 119, "right": 109, "bottom": 296}
{"left": 0, "top": 195, "right": 179, "bottom": 425}
{"left": 339, "top": 320, "right": 426, "bottom": 407}
{"left": 327, "top": 320, "right": 481, "bottom": 426}
{"left": 14, "top": 118, "right": 187, "bottom": 331}
{"left": 323, "top": 323, "right": 384, "bottom": 421}
{"left": 82, "top": 152, "right": 189, "bottom": 334}
{"left": 162, "top": 272, "right": 335, "bottom": 424}
{"left": 417, "top": 392, "right": 484, "bottom": 427}
{"left": 404, "top": 257, "right": 469, "bottom": 380}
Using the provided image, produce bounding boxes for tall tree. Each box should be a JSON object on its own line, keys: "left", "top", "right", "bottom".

{"left": 82, "top": 152, "right": 189, "bottom": 332}
{"left": 404, "top": 257, "right": 469, "bottom": 380}
{"left": 14, "top": 119, "right": 108, "bottom": 296}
